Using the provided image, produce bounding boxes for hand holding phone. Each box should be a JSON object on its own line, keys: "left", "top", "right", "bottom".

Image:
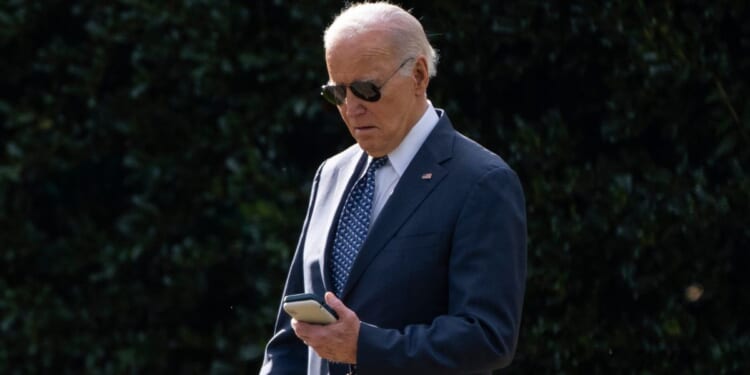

{"left": 283, "top": 293, "right": 338, "bottom": 325}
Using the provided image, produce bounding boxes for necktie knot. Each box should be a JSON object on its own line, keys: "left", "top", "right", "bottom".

{"left": 367, "top": 156, "right": 388, "bottom": 174}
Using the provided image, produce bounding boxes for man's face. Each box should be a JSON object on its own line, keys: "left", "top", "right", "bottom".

{"left": 325, "top": 31, "right": 421, "bottom": 157}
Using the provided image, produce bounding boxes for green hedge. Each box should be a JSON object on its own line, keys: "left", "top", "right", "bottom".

{"left": 1, "top": 1, "right": 747, "bottom": 373}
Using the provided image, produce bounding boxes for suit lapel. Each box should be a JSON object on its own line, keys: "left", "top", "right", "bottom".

{"left": 342, "top": 115, "right": 456, "bottom": 298}
{"left": 304, "top": 148, "right": 367, "bottom": 294}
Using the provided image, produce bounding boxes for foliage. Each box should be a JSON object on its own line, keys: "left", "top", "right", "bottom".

{"left": 1, "top": 0, "right": 747, "bottom": 373}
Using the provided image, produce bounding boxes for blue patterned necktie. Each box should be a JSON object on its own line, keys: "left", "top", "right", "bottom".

{"left": 331, "top": 156, "right": 388, "bottom": 297}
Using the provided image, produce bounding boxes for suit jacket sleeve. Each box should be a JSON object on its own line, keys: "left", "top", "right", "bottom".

{"left": 259, "top": 163, "right": 325, "bottom": 375}
{"left": 357, "top": 166, "right": 527, "bottom": 374}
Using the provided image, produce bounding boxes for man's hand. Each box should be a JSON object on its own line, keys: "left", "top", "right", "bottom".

{"left": 291, "top": 292, "right": 360, "bottom": 364}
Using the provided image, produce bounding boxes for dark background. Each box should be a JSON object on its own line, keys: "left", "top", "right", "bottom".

{"left": 1, "top": 0, "right": 748, "bottom": 373}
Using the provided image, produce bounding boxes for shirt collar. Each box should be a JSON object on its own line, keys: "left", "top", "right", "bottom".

{"left": 379, "top": 101, "right": 440, "bottom": 176}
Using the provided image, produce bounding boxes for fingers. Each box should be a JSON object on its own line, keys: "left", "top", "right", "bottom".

{"left": 292, "top": 319, "right": 315, "bottom": 346}
{"left": 293, "top": 293, "right": 359, "bottom": 364}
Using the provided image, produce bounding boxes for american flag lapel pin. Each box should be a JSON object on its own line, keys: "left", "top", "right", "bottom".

{"left": 421, "top": 172, "right": 432, "bottom": 180}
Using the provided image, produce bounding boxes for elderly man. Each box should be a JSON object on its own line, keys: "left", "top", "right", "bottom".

{"left": 260, "top": 2, "right": 527, "bottom": 374}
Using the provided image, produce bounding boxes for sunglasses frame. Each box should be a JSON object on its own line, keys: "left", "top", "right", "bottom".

{"left": 321, "top": 57, "right": 415, "bottom": 105}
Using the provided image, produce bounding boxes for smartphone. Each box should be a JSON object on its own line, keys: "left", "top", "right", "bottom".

{"left": 283, "top": 293, "right": 338, "bottom": 325}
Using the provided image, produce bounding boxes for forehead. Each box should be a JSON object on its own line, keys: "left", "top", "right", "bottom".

{"left": 325, "top": 31, "right": 394, "bottom": 82}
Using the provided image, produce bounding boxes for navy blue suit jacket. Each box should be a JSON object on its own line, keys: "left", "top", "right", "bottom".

{"left": 260, "top": 110, "right": 527, "bottom": 375}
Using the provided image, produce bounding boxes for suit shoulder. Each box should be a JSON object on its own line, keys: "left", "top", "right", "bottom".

{"left": 451, "top": 132, "right": 514, "bottom": 176}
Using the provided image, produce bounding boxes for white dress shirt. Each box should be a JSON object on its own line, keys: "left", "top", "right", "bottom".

{"left": 361, "top": 101, "right": 440, "bottom": 227}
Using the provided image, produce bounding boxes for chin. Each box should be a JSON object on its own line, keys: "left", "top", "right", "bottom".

{"left": 357, "top": 144, "right": 381, "bottom": 157}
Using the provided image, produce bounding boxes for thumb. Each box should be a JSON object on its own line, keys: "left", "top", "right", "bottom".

{"left": 325, "top": 291, "right": 348, "bottom": 315}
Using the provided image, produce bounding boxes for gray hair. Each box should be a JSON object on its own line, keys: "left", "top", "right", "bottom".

{"left": 323, "top": 2, "right": 439, "bottom": 77}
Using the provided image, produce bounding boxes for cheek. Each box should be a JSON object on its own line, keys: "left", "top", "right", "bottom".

{"left": 339, "top": 112, "right": 353, "bottom": 130}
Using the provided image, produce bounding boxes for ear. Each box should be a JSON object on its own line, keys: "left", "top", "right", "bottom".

{"left": 412, "top": 56, "right": 430, "bottom": 94}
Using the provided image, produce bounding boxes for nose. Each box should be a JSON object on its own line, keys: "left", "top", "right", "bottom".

{"left": 343, "top": 88, "right": 366, "bottom": 117}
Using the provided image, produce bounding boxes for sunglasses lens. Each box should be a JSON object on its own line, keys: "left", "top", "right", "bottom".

{"left": 350, "top": 82, "right": 380, "bottom": 102}
{"left": 321, "top": 82, "right": 381, "bottom": 105}
{"left": 321, "top": 85, "right": 346, "bottom": 105}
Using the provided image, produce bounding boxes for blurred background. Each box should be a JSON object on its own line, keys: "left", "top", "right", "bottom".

{"left": 1, "top": 0, "right": 748, "bottom": 373}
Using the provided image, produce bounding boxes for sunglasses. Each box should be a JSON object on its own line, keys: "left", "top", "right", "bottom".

{"left": 321, "top": 57, "right": 414, "bottom": 105}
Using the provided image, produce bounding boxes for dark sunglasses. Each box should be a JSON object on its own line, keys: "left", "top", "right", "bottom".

{"left": 321, "top": 57, "right": 414, "bottom": 105}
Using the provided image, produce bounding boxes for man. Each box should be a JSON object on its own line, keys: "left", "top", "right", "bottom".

{"left": 260, "top": 2, "right": 526, "bottom": 374}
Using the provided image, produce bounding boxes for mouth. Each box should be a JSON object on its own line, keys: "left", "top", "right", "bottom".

{"left": 353, "top": 125, "right": 377, "bottom": 134}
